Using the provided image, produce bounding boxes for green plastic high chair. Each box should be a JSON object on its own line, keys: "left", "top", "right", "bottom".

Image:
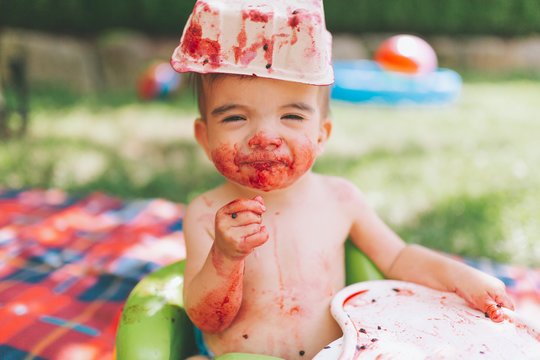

{"left": 115, "top": 240, "right": 384, "bottom": 359}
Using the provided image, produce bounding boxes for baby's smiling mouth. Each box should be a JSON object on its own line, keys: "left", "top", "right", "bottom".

{"left": 235, "top": 151, "right": 292, "bottom": 170}
{"left": 244, "top": 160, "right": 286, "bottom": 171}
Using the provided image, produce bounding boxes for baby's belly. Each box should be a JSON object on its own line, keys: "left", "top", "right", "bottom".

{"left": 205, "top": 285, "right": 342, "bottom": 359}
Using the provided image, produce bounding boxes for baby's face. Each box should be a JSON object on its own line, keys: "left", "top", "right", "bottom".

{"left": 195, "top": 76, "right": 331, "bottom": 192}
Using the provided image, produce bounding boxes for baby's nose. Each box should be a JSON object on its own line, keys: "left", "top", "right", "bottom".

{"left": 248, "top": 131, "right": 283, "bottom": 151}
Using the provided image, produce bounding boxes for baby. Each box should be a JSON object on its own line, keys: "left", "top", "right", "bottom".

{"left": 172, "top": 1, "right": 513, "bottom": 359}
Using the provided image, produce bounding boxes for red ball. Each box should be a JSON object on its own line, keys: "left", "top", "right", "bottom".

{"left": 137, "top": 61, "right": 181, "bottom": 100}
{"left": 374, "top": 35, "right": 437, "bottom": 75}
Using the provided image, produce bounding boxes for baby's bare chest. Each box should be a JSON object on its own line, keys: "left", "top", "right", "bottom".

{"left": 220, "top": 227, "right": 344, "bottom": 357}
{"left": 242, "top": 212, "right": 348, "bottom": 307}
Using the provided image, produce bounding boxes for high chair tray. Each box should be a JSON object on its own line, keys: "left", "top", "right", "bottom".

{"left": 314, "top": 280, "right": 540, "bottom": 360}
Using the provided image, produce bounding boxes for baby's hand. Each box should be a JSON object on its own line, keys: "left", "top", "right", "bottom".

{"left": 454, "top": 268, "right": 514, "bottom": 323}
{"left": 214, "top": 195, "right": 268, "bottom": 260}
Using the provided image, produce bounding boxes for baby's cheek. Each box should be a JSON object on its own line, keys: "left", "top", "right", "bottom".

{"left": 211, "top": 143, "right": 240, "bottom": 179}
{"left": 290, "top": 139, "right": 315, "bottom": 175}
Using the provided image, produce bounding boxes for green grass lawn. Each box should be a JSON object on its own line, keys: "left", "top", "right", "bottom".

{"left": 1, "top": 80, "right": 539, "bottom": 267}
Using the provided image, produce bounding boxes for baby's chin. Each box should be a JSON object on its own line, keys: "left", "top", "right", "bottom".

{"left": 221, "top": 165, "right": 303, "bottom": 192}
{"left": 229, "top": 173, "right": 296, "bottom": 192}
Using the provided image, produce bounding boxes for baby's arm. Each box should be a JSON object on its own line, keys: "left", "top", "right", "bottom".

{"left": 183, "top": 195, "right": 268, "bottom": 333}
{"left": 385, "top": 245, "right": 513, "bottom": 321}
{"left": 346, "top": 183, "right": 513, "bottom": 322}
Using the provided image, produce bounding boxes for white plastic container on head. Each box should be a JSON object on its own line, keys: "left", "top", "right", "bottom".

{"left": 171, "top": 0, "right": 334, "bottom": 85}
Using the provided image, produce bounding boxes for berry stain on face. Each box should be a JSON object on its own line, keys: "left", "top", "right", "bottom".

{"left": 211, "top": 132, "right": 315, "bottom": 191}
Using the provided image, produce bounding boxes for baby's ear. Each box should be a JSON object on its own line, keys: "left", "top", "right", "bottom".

{"left": 194, "top": 118, "right": 211, "bottom": 160}
{"left": 316, "top": 118, "right": 332, "bottom": 156}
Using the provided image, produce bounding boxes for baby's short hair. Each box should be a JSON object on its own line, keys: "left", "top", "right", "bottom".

{"left": 191, "top": 73, "right": 330, "bottom": 122}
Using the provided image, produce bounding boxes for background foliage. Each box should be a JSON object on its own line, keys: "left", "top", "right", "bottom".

{"left": 2, "top": 0, "right": 540, "bottom": 36}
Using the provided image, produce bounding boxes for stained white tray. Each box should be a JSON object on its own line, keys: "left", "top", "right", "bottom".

{"left": 314, "top": 280, "right": 540, "bottom": 359}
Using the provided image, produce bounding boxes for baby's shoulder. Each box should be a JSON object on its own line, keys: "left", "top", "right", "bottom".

{"left": 184, "top": 187, "right": 223, "bottom": 221}
{"left": 317, "top": 174, "right": 356, "bottom": 188}
{"left": 314, "top": 174, "right": 363, "bottom": 202}
{"left": 313, "top": 175, "right": 375, "bottom": 224}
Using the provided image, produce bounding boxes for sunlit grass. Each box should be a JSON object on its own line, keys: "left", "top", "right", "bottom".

{"left": 1, "top": 81, "right": 539, "bottom": 266}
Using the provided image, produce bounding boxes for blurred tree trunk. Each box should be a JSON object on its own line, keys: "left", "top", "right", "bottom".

{"left": 0, "top": 68, "right": 6, "bottom": 138}
{"left": 0, "top": 52, "right": 30, "bottom": 138}
{"left": 10, "top": 54, "right": 30, "bottom": 137}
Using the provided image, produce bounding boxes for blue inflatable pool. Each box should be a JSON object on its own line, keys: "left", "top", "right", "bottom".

{"left": 331, "top": 60, "right": 462, "bottom": 105}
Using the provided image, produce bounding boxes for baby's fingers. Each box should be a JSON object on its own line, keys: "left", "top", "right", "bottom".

{"left": 484, "top": 301, "right": 505, "bottom": 323}
{"left": 243, "top": 225, "right": 269, "bottom": 249}
{"left": 231, "top": 225, "right": 268, "bottom": 255}
{"left": 216, "top": 198, "right": 265, "bottom": 233}
{"left": 229, "top": 210, "right": 263, "bottom": 227}
{"left": 222, "top": 198, "right": 266, "bottom": 217}
{"left": 483, "top": 288, "right": 515, "bottom": 322}
{"left": 491, "top": 289, "right": 515, "bottom": 311}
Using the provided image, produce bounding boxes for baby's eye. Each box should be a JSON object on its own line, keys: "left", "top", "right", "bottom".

{"left": 221, "top": 115, "right": 246, "bottom": 123}
{"left": 282, "top": 114, "right": 305, "bottom": 121}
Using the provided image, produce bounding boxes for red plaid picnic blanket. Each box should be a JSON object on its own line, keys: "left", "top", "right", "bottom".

{"left": 0, "top": 189, "right": 539, "bottom": 359}
{"left": 0, "top": 189, "right": 185, "bottom": 359}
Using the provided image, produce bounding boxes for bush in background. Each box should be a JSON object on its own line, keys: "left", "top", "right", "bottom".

{"left": 0, "top": 0, "right": 194, "bottom": 36}
{"left": 1, "top": 0, "right": 540, "bottom": 36}
{"left": 325, "top": 0, "right": 540, "bottom": 36}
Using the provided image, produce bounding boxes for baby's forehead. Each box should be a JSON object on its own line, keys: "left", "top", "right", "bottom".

{"left": 196, "top": 73, "right": 330, "bottom": 118}
{"left": 201, "top": 74, "right": 321, "bottom": 97}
